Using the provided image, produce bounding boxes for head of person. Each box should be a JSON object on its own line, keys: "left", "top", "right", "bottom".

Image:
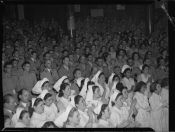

{"left": 73, "top": 68, "right": 82, "bottom": 79}
{"left": 97, "top": 104, "right": 110, "bottom": 120}
{"left": 3, "top": 94, "right": 16, "bottom": 111}
{"left": 62, "top": 49, "right": 69, "bottom": 57}
{"left": 12, "top": 50, "right": 19, "bottom": 58}
{"left": 75, "top": 47, "right": 81, "bottom": 55}
{"left": 112, "top": 93, "right": 124, "bottom": 108}
{"left": 4, "top": 115, "right": 12, "bottom": 128}
{"left": 118, "top": 49, "right": 126, "bottom": 57}
{"left": 109, "top": 45, "right": 115, "bottom": 52}
{"left": 98, "top": 72, "right": 106, "bottom": 84}
{"left": 22, "top": 61, "right": 31, "bottom": 72}
{"left": 87, "top": 54, "right": 93, "bottom": 62}
{"left": 123, "top": 68, "right": 131, "bottom": 78}
{"left": 74, "top": 95, "right": 86, "bottom": 111}
{"left": 45, "top": 59, "right": 52, "bottom": 69}
{"left": 134, "top": 81, "right": 147, "bottom": 94}
{"left": 127, "top": 58, "right": 134, "bottom": 67}
{"left": 18, "top": 88, "right": 30, "bottom": 103}
{"left": 65, "top": 107, "right": 80, "bottom": 127}
{"left": 92, "top": 85, "right": 101, "bottom": 99}
{"left": 150, "top": 80, "right": 162, "bottom": 95}
{"left": 116, "top": 83, "right": 128, "bottom": 99}
{"left": 97, "top": 57, "right": 103, "bottom": 66}
{"left": 33, "top": 98, "right": 44, "bottom": 114}
{"left": 145, "top": 51, "right": 152, "bottom": 59}
{"left": 62, "top": 56, "right": 70, "bottom": 66}
{"left": 58, "top": 83, "right": 71, "bottom": 98}
{"left": 19, "top": 110, "right": 30, "bottom": 126}
{"left": 43, "top": 52, "right": 50, "bottom": 60}
{"left": 42, "top": 121, "right": 58, "bottom": 128}
{"left": 43, "top": 93, "right": 53, "bottom": 107}
{"left": 113, "top": 66, "right": 121, "bottom": 75}
{"left": 11, "top": 59, "right": 18, "bottom": 68}
{"left": 31, "top": 51, "right": 37, "bottom": 59}
{"left": 141, "top": 64, "right": 149, "bottom": 74}
{"left": 4, "top": 62, "right": 12, "bottom": 74}
{"left": 132, "top": 52, "right": 140, "bottom": 61}
{"left": 143, "top": 58, "right": 151, "bottom": 66}
{"left": 79, "top": 55, "right": 86, "bottom": 64}
{"left": 157, "top": 57, "right": 165, "bottom": 67}
{"left": 112, "top": 74, "right": 120, "bottom": 82}
{"left": 41, "top": 80, "right": 51, "bottom": 91}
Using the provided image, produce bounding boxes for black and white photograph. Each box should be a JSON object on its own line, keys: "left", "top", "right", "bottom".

{"left": 2, "top": 0, "right": 174, "bottom": 131}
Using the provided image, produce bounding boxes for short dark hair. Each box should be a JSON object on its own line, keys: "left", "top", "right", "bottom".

{"left": 73, "top": 68, "right": 81, "bottom": 76}
{"left": 22, "top": 61, "right": 30, "bottom": 68}
{"left": 97, "top": 104, "right": 107, "bottom": 120}
{"left": 43, "top": 93, "right": 52, "bottom": 101}
{"left": 42, "top": 121, "right": 58, "bottom": 128}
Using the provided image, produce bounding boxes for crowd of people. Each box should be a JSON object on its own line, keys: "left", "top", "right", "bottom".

{"left": 3, "top": 15, "right": 169, "bottom": 130}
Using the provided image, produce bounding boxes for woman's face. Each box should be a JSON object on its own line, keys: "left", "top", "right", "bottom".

{"left": 43, "top": 82, "right": 51, "bottom": 91}
{"left": 143, "top": 67, "right": 149, "bottom": 74}
{"left": 63, "top": 78, "right": 70, "bottom": 84}
{"left": 45, "top": 96, "right": 53, "bottom": 107}
{"left": 75, "top": 70, "right": 82, "bottom": 79}
{"left": 115, "top": 95, "right": 123, "bottom": 107}
{"left": 94, "top": 87, "right": 101, "bottom": 98}
{"left": 78, "top": 97, "right": 86, "bottom": 110}
{"left": 125, "top": 70, "right": 131, "bottom": 78}
{"left": 63, "top": 85, "right": 71, "bottom": 97}
{"left": 113, "top": 76, "right": 119, "bottom": 82}
{"left": 98, "top": 74, "right": 106, "bottom": 83}
{"left": 24, "top": 64, "right": 30, "bottom": 72}
{"left": 122, "top": 89, "right": 128, "bottom": 99}
{"left": 35, "top": 101, "right": 44, "bottom": 114}
{"left": 22, "top": 113, "right": 30, "bottom": 125}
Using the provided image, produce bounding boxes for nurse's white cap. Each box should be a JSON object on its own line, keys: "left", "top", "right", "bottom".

{"left": 53, "top": 76, "right": 67, "bottom": 92}
{"left": 85, "top": 84, "right": 94, "bottom": 102}
{"left": 108, "top": 73, "right": 115, "bottom": 86}
{"left": 54, "top": 104, "right": 74, "bottom": 127}
{"left": 91, "top": 70, "right": 102, "bottom": 84}
{"left": 31, "top": 98, "right": 37, "bottom": 107}
{"left": 121, "top": 65, "right": 131, "bottom": 73}
{"left": 79, "top": 78, "right": 90, "bottom": 99}
{"left": 32, "top": 78, "right": 49, "bottom": 94}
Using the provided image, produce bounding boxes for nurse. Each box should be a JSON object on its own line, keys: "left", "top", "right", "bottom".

{"left": 63, "top": 107, "right": 81, "bottom": 128}
{"left": 74, "top": 95, "right": 94, "bottom": 128}
{"left": 109, "top": 92, "right": 131, "bottom": 127}
{"left": 14, "top": 108, "right": 31, "bottom": 128}
{"left": 133, "top": 81, "right": 151, "bottom": 128}
{"left": 30, "top": 98, "right": 47, "bottom": 128}
{"left": 32, "top": 78, "right": 51, "bottom": 95}
{"left": 91, "top": 70, "right": 110, "bottom": 102}
{"left": 56, "top": 83, "right": 72, "bottom": 113}
{"left": 97, "top": 104, "right": 113, "bottom": 128}
{"left": 38, "top": 90, "right": 59, "bottom": 121}
{"left": 121, "top": 65, "right": 135, "bottom": 92}
{"left": 149, "top": 81, "right": 165, "bottom": 131}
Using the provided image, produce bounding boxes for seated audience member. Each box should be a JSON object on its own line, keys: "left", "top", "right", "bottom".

{"left": 19, "top": 61, "right": 37, "bottom": 92}
{"left": 42, "top": 121, "right": 58, "bottom": 128}
{"left": 3, "top": 94, "right": 17, "bottom": 119}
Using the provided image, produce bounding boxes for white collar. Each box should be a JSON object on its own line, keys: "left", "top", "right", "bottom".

{"left": 21, "top": 102, "right": 27, "bottom": 107}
